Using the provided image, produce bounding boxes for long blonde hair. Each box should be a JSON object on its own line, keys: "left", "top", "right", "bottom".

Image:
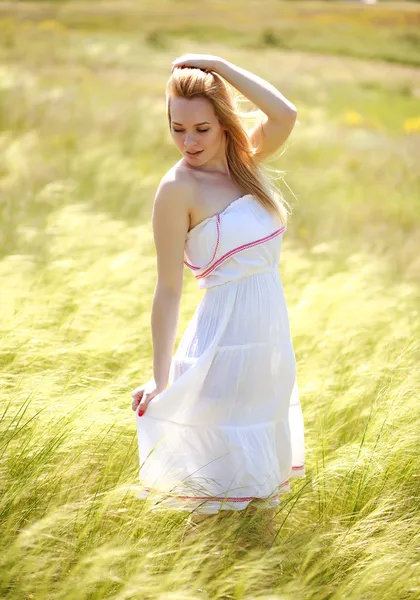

{"left": 166, "top": 67, "right": 292, "bottom": 226}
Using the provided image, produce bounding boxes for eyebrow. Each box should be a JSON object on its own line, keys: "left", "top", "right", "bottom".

{"left": 172, "top": 121, "right": 211, "bottom": 126}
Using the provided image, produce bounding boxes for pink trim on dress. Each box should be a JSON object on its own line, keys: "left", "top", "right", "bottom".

{"left": 195, "top": 225, "right": 286, "bottom": 279}
{"left": 140, "top": 477, "right": 292, "bottom": 502}
{"left": 184, "top": 214, "right": 221, "bottom": 270}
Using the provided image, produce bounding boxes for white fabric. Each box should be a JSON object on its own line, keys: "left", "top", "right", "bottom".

{"left": 135, "top": 194, "right": 306, "bottom": 514}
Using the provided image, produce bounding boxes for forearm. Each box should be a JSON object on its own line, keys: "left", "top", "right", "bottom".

{"left": 216, "top": 59, "right": 297, "bottom": 121}
{"left": 151, "top": 285, "right": 181, "bottom": 390}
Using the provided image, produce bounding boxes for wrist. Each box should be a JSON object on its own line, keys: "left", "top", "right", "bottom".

{"left": 154, "top": 379, "right": 168, "bottom": 392}
{"left": 147, "top": 377, "right": 167, "bottom": 393}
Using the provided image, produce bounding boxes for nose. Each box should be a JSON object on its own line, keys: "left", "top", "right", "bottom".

{"left": 184, "top": 132, "right": 198, "bottom": 146}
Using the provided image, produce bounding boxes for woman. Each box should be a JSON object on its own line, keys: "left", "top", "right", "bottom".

{"left": 131, "top": 53, "right": 306, "bottom": 544}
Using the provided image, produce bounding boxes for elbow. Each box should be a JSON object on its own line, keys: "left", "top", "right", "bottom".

{"left": 273, "top": 106, "right": 297, "bottom": 125}
{"left": 287, "top": 108, "right": 297, "bottom": 131}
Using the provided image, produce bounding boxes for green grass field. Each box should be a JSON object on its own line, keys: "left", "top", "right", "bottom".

{"left": 1, "top": 1, "right": 419, "bottom": 598}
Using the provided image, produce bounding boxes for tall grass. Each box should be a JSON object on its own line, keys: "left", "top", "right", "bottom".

{"left": 0, "top": 2, "right": 419, "bottom": 599}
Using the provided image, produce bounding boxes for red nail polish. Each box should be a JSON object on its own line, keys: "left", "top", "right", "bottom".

{"left": 138, "top": 409, "right": 144, "bottom": 417}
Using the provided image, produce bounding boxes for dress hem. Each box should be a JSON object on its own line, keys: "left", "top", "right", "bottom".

{"left": 133, "top": 465, "right": 306, "bottom": 513}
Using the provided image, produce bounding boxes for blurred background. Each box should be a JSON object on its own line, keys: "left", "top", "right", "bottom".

{"left": 1, "top": 1, "right": 419, "bottom": 599}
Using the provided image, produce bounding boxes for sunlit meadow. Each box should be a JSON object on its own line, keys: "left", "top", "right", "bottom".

{"left": 0, "top": 1, "right": 419, "bottom": 598}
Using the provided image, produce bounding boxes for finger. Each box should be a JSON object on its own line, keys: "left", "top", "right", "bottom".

{"left": 137, "top": 394, "right": 149, "bottom": 416}
{"left": 131, "top": 389, "right": 143, "bottom": 411}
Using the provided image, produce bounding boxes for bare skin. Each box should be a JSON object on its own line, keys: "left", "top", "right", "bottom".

{"left": 169, "top": 95, "right": 246, "bottom": 232}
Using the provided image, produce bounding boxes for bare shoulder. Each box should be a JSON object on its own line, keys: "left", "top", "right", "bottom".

{"left": 152, "top": 165, "right": 199, "bottom": 236}
{"left": 151, "top": 166, "right": 197, "bottom": 292}
{"left": 156, "top": 163, "right": 197, "bottom": 207}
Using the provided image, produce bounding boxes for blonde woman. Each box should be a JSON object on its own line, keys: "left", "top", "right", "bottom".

{"left": 131, "top": 54, "right": 306, "bottom": 546}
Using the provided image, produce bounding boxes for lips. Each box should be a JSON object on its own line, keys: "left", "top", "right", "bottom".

{"left": 186, "top": 150, "right": 203, "bottom": 156}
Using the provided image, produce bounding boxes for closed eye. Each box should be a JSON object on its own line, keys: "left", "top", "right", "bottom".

{"left": 173, "top": 129, "right": 209, "bottom": 133}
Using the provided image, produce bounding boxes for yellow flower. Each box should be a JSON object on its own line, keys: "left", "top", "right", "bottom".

{"left": 403, "top": 117, "right": 420, "bottom": 134}
{"left": 344, "top": 111, "right": 364, "bottom": 126}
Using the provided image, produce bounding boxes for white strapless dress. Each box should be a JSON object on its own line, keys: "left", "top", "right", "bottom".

{"left": 134, "top": 194, "right": 306, "bottom": 514}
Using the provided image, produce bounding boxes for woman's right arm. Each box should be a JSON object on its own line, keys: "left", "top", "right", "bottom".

{"left": 150, "top": 177, "right": 192, "bottom": 391}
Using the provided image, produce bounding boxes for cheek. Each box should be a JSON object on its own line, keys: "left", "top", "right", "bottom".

{"left": 172, "top": 135, "right": 182, "bottom": 148}
{"left": 207, "top": 132, "right": 220, "bottom": 147}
